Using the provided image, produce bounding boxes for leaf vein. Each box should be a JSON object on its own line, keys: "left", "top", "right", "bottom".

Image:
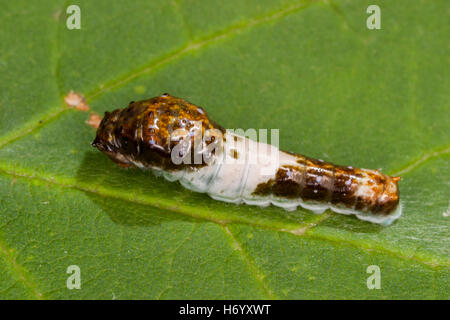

{"left": 223, "top": 225, "right": 276, "bottom": 299}
{"left": 85, "top": 0, "right": 314, "bottom": 102}
{"left": 0, "top": 235, "right": 45, "bottom": 300}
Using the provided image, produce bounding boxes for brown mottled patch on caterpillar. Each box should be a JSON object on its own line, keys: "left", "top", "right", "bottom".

{"left": 253, "top": 165, "right": 304, "bottom": 198}
{"left": 301, "top": 157, "right": 334, "bottom": 202}
{"left": 92, "top": 93, "right": 225, "bottom": 170}
{"left": 254, "top": 159, "right": 400, "bottom": 215}
{"left": 331, "top": 165, "right": 358, "bottom": 207}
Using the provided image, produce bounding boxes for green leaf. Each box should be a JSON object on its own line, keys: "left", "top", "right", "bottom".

{"left": 0, "top": 0, "right": 448, "bottom": 299}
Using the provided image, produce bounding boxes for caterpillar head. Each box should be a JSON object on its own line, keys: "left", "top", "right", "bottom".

{"left": 92, "top": 94, "right": 225, "bottom": 170}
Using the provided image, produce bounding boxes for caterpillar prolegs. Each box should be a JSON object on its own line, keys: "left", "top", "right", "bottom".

{"left": 92, "top": 94, "right": 402, "bottom": 226}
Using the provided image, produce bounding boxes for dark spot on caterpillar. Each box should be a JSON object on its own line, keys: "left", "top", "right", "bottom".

{"left": 331, "top": 167, "right": 357, "bottom": 207}
{"left": 230, "top": 149, "right": 239, "bottom": 159}
{"left": 253, "top": 166, "right": 303, "bottom": 199}
{"left": 253, "top": 180, "right": 273, "bottom": 196}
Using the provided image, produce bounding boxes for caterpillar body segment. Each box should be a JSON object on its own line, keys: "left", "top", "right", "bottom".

{"left": 92, "top": 94, "right": 402, "bottom": 226}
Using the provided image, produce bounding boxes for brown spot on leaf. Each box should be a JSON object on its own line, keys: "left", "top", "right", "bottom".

{"left": 86, "top": 113, "right": 102, "bottom": 129}
{"left": 64, "top": 91, "right": 90, "bottom": 111}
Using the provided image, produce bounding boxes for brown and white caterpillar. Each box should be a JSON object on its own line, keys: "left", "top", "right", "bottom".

{"left": 92, "top": 94, "right": 402, "bottom": 226}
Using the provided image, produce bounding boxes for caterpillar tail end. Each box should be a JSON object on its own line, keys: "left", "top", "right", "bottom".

{"left": 353, "top": 174, "right": 402, "bottom": 226}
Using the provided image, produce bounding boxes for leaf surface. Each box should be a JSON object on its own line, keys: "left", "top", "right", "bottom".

{"left": 0, "top": 0, "right": 448, "bottom": 299}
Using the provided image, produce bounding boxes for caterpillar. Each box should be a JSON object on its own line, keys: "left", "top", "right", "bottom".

{"left": 92, "top": 94, "right": 402, "bottom": 226}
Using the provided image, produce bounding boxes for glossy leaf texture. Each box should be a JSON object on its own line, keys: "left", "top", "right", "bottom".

{"left": 0, "top": 0, "right": 448, "bottom": 299}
